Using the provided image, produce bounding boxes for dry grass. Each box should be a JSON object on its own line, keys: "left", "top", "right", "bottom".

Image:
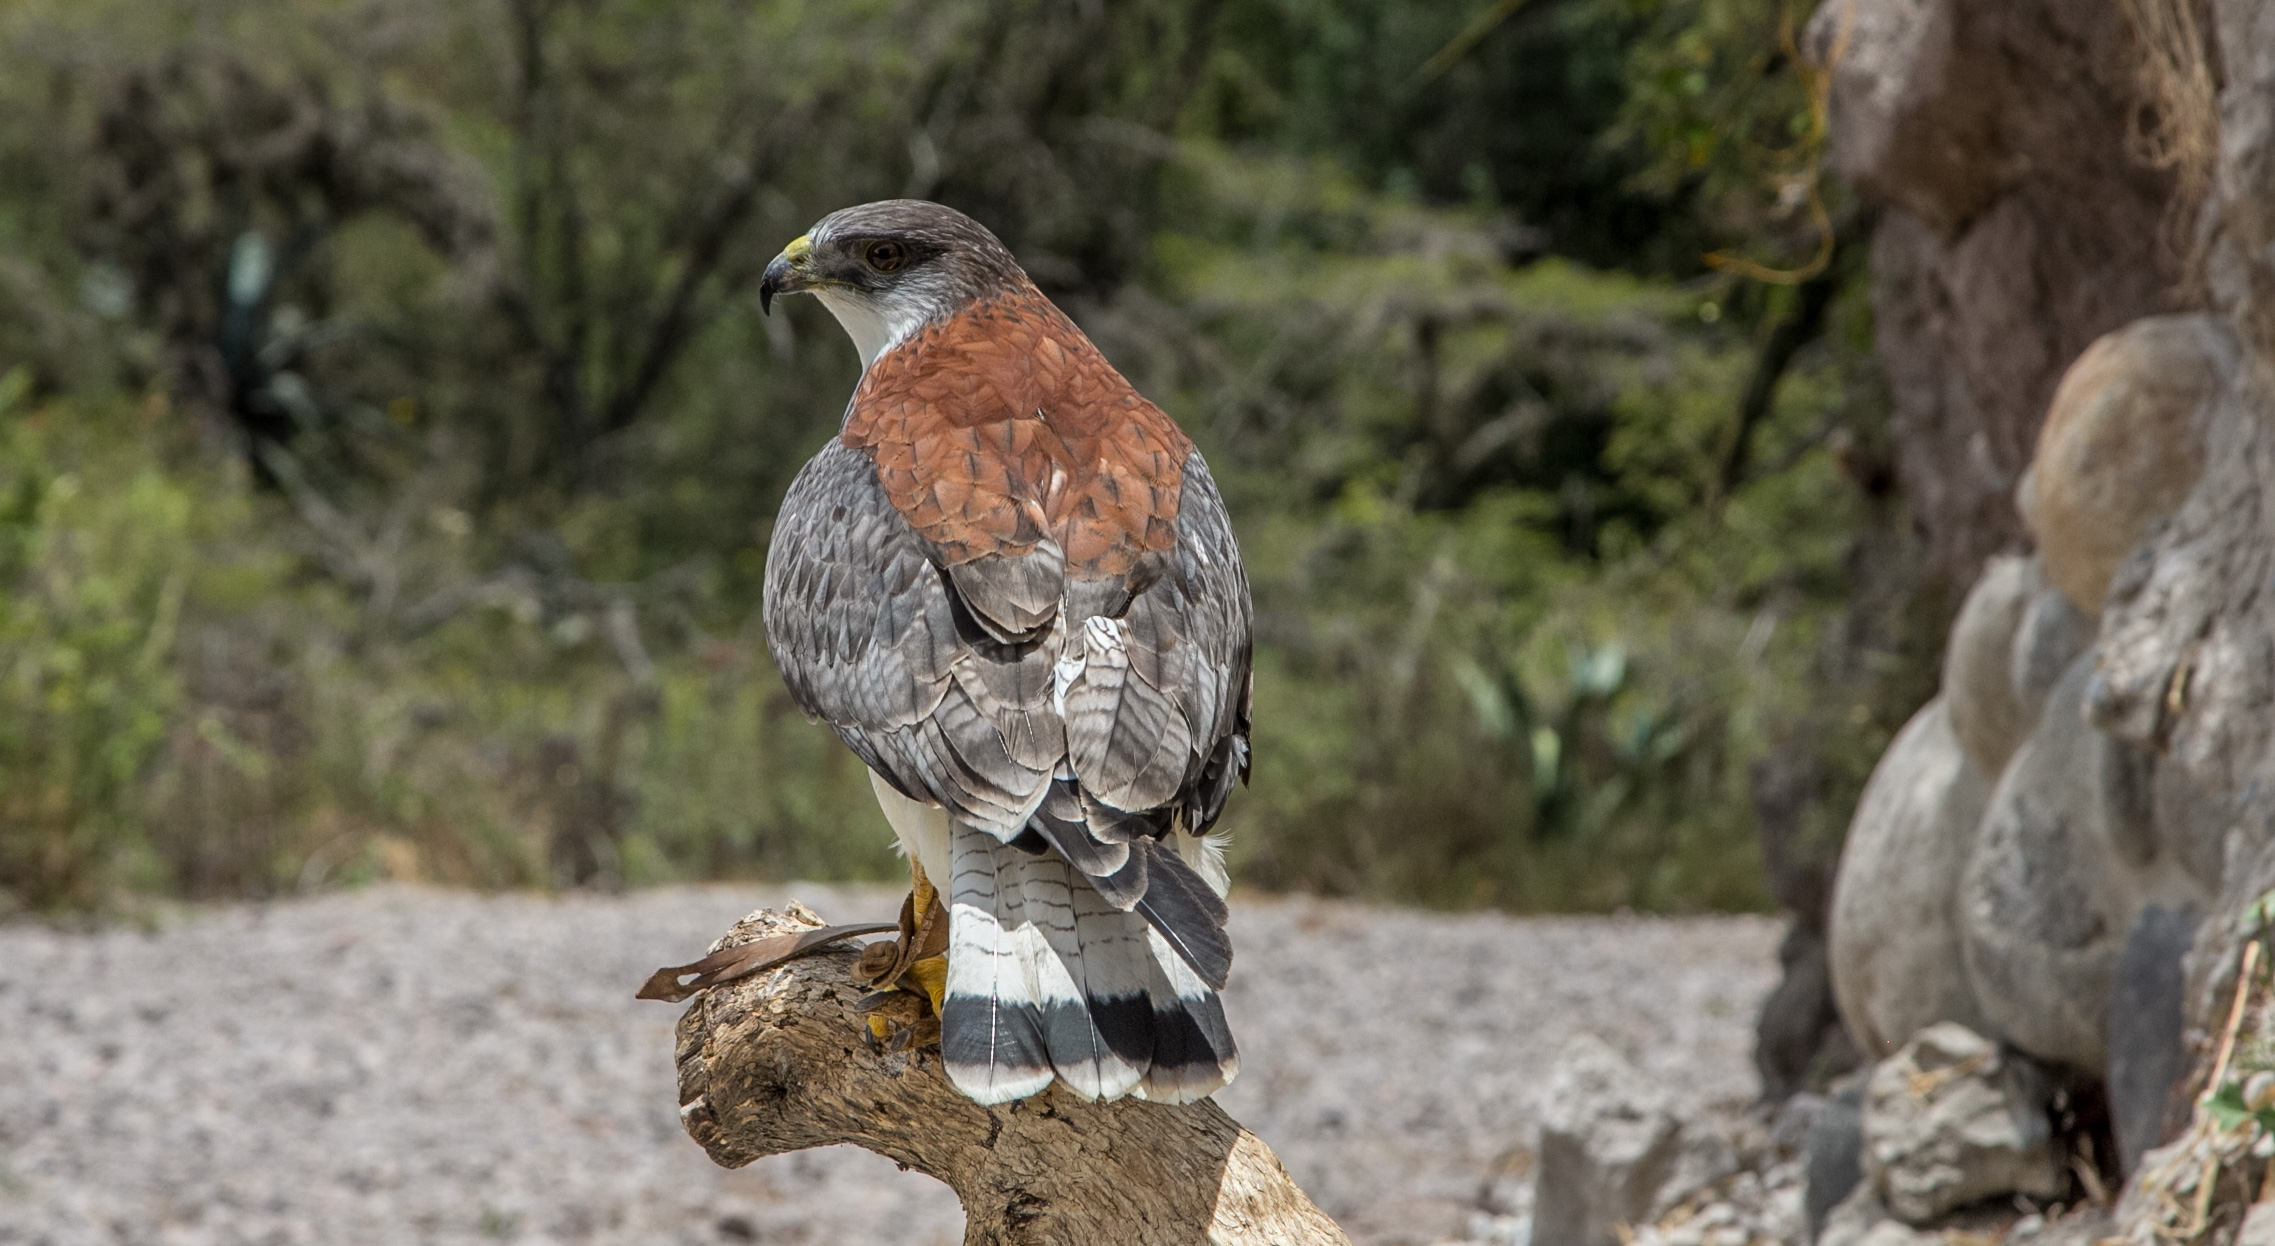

{"left": 2116, "top": 0, "right": 2221, "bottom": 279}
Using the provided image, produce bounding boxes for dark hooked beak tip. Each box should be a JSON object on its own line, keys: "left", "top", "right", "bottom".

{"left": 760, "top": 254, "right": 798, "bottom": 317}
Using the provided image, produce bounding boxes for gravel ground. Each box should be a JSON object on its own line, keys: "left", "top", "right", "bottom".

{"left": 0, "top": 885, "right": 1778, "bottom": 1246}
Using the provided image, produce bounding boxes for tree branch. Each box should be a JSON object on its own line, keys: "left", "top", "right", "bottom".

{"left": 1714, "top": 215, "right": 1869, "bottom": 502}
{"left": 593, "top": 98, "right": 827, "bottom": 442}
{"left": 665, "top": 906, "right": 1353, "bottom": 1246}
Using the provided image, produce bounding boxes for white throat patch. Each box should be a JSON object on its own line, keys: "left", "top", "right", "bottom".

{"left": 812, "top": 277, "right": 952, "bottom": 371}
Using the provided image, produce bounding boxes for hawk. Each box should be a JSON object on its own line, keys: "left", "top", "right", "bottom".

{"left": 756, "top": 200, "right": 1253, "bottom": 1105}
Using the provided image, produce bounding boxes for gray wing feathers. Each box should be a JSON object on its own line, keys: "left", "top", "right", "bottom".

{"left": 948, "top": 542, "right": 1067, "bottom": 643}
{"left": 1061, "top": 451, "right": 1252, "bottom": 823}
{"left": 1060, "top": 615, "right": 1197, "bottom": 811}
{"left": 766, "top": 442, "right": 1249, "bottom": 840}
{"left": 764, "top": 442, "right": 1056, "bottom": 832}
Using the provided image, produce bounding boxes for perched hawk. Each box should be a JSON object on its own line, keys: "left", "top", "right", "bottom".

{"left": 757, "top": 200, "right": 1253, "bottom": 1105}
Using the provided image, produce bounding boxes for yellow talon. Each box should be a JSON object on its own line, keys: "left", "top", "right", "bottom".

{"left": 910, "top": 858, "right": 939, "bottom": 926}
{"left": 907, "top": 955, "right": 948, "bottom": 1014}
{"left": 906, "top": 858, "right": 948, "bottom": 1014}
{"left": 858, "top": 858, "right": 949, "bottom": 1046}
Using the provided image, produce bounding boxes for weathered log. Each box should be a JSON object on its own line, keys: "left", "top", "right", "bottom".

{"left": 665, "top": 905, "right": 1352, "bottom": 1246}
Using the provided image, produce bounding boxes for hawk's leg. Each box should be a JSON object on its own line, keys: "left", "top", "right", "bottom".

{"left": 854, "top": 858, "right": 949, "bottom": 1051}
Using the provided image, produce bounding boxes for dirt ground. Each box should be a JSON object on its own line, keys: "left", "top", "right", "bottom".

{"left": 0, "top": 884, "right": 1777, "bottom": 1246}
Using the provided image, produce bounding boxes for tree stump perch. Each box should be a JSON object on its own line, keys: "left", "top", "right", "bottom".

{"left": 665, "top": 905, "right": 1352, "bottom": 1246}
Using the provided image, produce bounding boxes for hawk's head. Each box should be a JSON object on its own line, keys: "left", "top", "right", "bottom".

{"left": 760, "top": 200, "right": 1024, "bottom": 368}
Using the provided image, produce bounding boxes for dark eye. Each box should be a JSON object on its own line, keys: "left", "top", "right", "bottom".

{"left": 864, "top": 240, "right": 908, "bottom": 274}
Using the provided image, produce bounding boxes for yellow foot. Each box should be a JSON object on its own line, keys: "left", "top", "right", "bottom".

{"left": 906, "top": 953, "right": 948, "bottom": 1016}
{"left": 856, "top": 859, "right": 949, "bottom": 1049}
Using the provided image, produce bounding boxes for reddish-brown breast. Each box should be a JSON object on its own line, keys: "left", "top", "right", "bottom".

{"left": 842, "top": 288, "right": 1194, "bottom": 577}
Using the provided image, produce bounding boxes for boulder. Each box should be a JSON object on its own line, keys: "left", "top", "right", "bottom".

{"left": 1959, "top": 655, "right": 2130, "bottom": 1069}
{"left": 2007, "top": 580, "right": 2093, "bottom": 728}
{"left": 1828, "top": 698, "right": 1993, "bottom": 1061}
{"left": 2020, "top": 315, "right": 2236, "bottom": 614}
{"left": 1960, "top": 653, "right": 2211, "bottom": 1070}
{"left": 1530, "top": 1035, "right": 1736, "bottom": 1246}
{"left": 1809, "top": 0, "right": 2002, "bottom": 233}
{"left": 2107, "top": 904, "right": 2197, "bottom": 1177}
{"left": 1861, "top": 1023, "right": 2063, "bottom": 1223}
{"left": 1942, "top": 554, "right": 2038, "bottom": 776}
{"left": 2152, "top": 750, "right": 2235, "bottom": 895}
{"left": 2091, "top": 367, "right": 2275, "bottom": 798}
{"left": 1792, "top": 1085, "right": 1864, "bottom": 1243}
{"left": 1804, "top": 0, "right": 2187, "bottom": 589}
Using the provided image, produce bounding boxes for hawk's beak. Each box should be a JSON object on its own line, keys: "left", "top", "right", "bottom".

{"left": 759, "top": 234, "right": 815, "bottom": 316}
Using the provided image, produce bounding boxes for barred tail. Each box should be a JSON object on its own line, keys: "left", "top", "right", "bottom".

{"left": 939, "top": 821, "right": 1238, "bottom": 1105}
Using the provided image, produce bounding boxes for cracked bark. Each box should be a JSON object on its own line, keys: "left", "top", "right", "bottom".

{"left": 667, "top": 906, "right": 1351, "bottom": 1246}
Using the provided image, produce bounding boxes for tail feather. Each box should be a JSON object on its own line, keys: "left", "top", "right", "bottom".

{"left": 1131, "top": 839, "right": 1232, "bottom": 990}
{"left": 1028, "top": 779, "right": 1135, "bottom": 889}
{"left": 1134, "top": 926, "right": 1239, "bottom": 1104}
{"left": 938, "top": 824, "right": 1054, "bottom": 1104}
{"left": 941, "top": 821, "right": 1237, "bottom": 1105}
{"left": 1038, "top": 878, "right": 1150, "bottom": 1100}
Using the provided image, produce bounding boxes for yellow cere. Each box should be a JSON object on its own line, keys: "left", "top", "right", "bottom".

{"left": 783, "top": 233, "right": 813, "bottom": 263}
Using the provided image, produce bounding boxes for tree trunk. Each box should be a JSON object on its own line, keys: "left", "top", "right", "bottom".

{"left": 666, "top": 906, "right": 1352, "bottom": 1246}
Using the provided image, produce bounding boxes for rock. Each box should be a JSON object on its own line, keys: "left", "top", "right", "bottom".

{"left": 2206, "top": 0, "right": 2275, "bottom": 344}
{"left": 1804, "top": 0, "right": 2186, "bottom": 589}
{"left": 1828, "top": 698, "right": 1993, "bottom": 1061}
{"left": 2108, "top": 904, "right": 2197, "bottom": 1177}
{"left": 1810, "top": 0, "right": 2001, "bottom": 232}
{"left": 1756, "top": 918, "right": 1855, "bottom": 1104}
{"left": 2021, "top": 315, "right": 2236, "bottom": 614}
{"left": 1960, "top": 653, "right": 2212, "bottom": 1070}
{"left": 2239, "top": 1201, "right": 2275, "bottom": 1246}
{"left": 1799, "top": 1084, "right": 1864, "bottom": 1243}
{"left": 2092, "top": 367, "right": 2275, "bottom": 797}
{"left": 1812, "top": 1185, "right": 1930, "bottom": 1246}
{"left": 1942, "top": 554, "right": 2038, "bottom": 775}
{"left": 1618, "top": 1156, "right": 1808, "bottom": 1246}
{"left": 1861, "top": 1023, "right": 2062, "bottom": 1224}
{"left": 1771, "top": 1090, "right": 1833, "bottom": 1153}
{"left": 1531, "top": 1035, "right": 1737, "bottom": 1246}
{"left": 2005, "top": 1208, "right": 2116, "bottom": 1246}
{"left": 1852, "top": 1221, "right": 1944, "bottom": 1246}
{"left": 2112, "top": 1105, "right": 2271, "bottom": 1246}
{"left": 2153, "top": 757, "right": 2234, "bottom": 895}
{"left": 1958, "top": 654, "right": 2122, "bottom": 1068}
{"left": 1752, "top": 748, "right": 1863, "bottom": 1102}
{"left": 2007, "top": 575, "right": 2094, "bottom": 730}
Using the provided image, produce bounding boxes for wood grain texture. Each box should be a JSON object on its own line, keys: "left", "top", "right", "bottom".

{"left": 671, "top": 906, "right": 1349, "bottom": 1246}
{"left": 843, "top": 290, "right": 1194, "bottom": 578}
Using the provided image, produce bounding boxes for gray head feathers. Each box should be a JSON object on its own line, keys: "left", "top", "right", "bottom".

{"left": 761, "top": 200, "right": 1027, "bottom": 367}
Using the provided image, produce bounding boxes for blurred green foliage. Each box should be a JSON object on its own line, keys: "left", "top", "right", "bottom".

{"left": 0, "top": 0, "right": 1935, "bottom": 915}
{"left": 0, "top": 378, "right": 189, "bottom": 907}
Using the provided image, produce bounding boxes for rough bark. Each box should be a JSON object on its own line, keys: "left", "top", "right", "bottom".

{"left": 667, "top": 906, "right": 1351, "bottom": 1246}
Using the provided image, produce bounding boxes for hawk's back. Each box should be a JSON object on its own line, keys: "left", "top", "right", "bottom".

{"left": 844, "top": 290, "right": 1192, "bottom": 576}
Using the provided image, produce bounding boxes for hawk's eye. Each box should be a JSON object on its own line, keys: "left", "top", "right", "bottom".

{"left": 863, "top": 240, "right": 909, "bottom": 274}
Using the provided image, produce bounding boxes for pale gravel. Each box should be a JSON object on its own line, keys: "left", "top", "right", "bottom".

{"left": 0, "top": 885, "right": 1778, "bottom": 1246}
